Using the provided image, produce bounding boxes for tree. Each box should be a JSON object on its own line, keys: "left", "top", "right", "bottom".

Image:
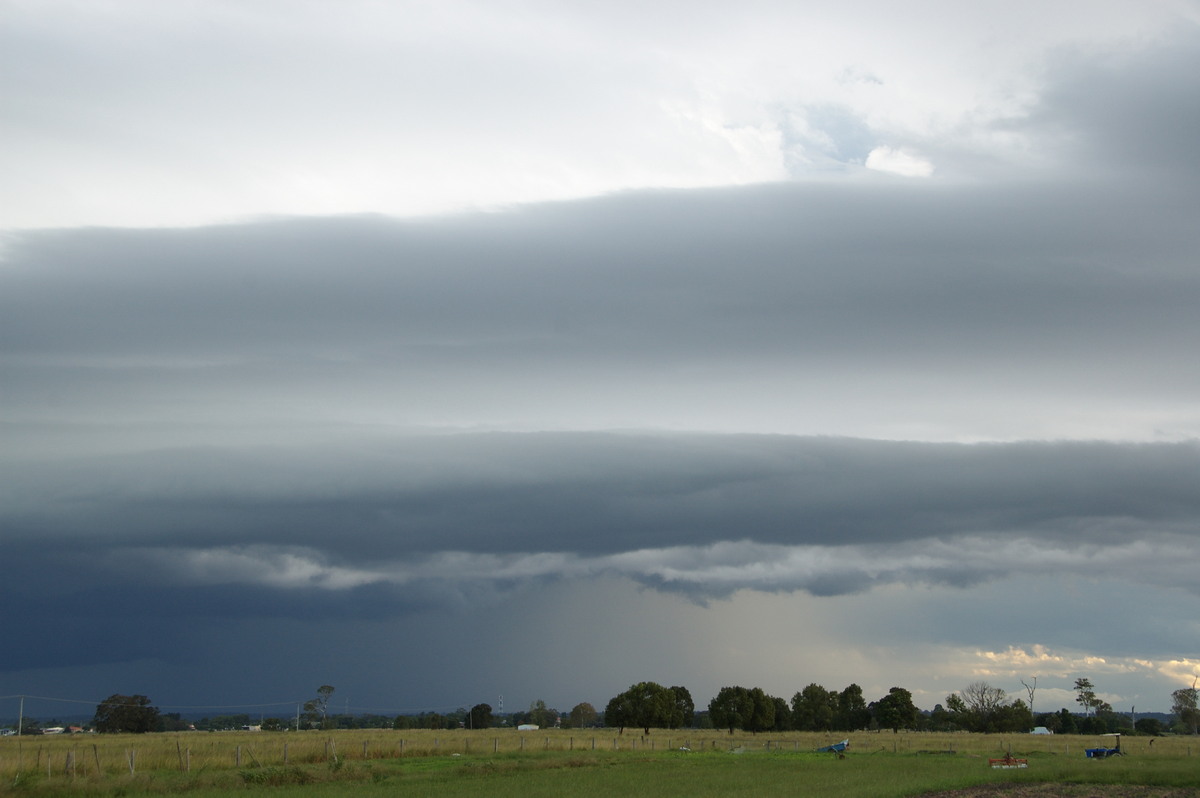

{"left": 528, "top": 699, "right": 558, "bottom": 728}
{"left": 1020, "top": 676, "right": 1038, "bottom": 717}
{"left": 157, "top": 712, "right": 191, "bottom": 732}
{"left": 468, "top": 703, "right": 493, "bottom": 729}
{"left": 771, "top": 695, "right": 792, "bottom": 732}
{"left": 792, "top": 683, "right": 835, "bottom": 731}
{"left": 956, "top": 681, "right": 1008, "bottom": 731}
{"left": 604, "top": 682, "right": 673, "bottom": 735}
{"left": 709, "top": 686, "right": 754, "bottom": 734}
{"left": 416, "top": 711, "right": 445, "bottom": 729}
{"left": 1074, "top": 678, "right": 1100, "bottom": 718}
{"left": 872, "top": 687, "right": 918, "bottom": 733}
{"left": 568, "top": 702, "right": 598, "bottom": 728}
{"left": 946, "top": 683, "right": 1033, "bottom": 733}
{"left": 93, "top": 694, "right": 160, "bottom": 734}
{"left": 961, "top": 681, "right": 1007, "bottom": 716}
{"left": 604, "top": 694, "right": 626, "bottom": 732}
{"left": 303, "top": 684, "right": 336, "bottom": 729}
{"left": 1171, "top": 681, "right": 1199, "bottom": 735}
{"left": 835, "top": 684, "right": 871, "bottom": 731}
{"left": 746, "top": 687, "right": 776, "bottom": 733}
{"left": 992, "top": 699, "right": 1034, "bottom": 734}
{"left": 1135, "top": 717, "right": 1164, "bottom": 736}
{"left": 667, "top": 686, "right": 694, "bottom": 729}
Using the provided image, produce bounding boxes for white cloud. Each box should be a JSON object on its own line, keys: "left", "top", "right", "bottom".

{"left": 2, "top": 0, "right": 1191, "bottom": 229}
{"left": 865, "top": 146, "right": 935, "bottom": 177}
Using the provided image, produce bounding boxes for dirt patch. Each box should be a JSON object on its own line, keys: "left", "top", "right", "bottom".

{"left": 919, "top": 784, "right": 1198, "bottom": 798}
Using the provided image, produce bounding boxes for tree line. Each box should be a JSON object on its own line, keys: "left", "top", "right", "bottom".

{"left": 12, "top": 677, "right": 1191, "bottom": 735}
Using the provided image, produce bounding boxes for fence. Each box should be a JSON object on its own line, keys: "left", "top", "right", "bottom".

{"left": 0, "top": 728, "right": 1194, "bottom": 781}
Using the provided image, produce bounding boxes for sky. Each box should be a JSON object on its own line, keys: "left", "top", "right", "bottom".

{"left": 3, "top": 0, "right": 1200, "bottom": 723}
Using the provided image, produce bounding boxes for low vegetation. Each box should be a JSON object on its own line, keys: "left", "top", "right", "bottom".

{"left": 2, "top": 729, "right": 1199, "bottom": 797}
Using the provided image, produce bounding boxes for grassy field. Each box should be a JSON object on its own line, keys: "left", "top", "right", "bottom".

{"left": 2, "top": 729, "right": 1198, "bottom": 797}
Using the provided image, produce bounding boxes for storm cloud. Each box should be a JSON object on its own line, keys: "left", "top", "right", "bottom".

{"left": 3, "top": 1, "right": 1199, "bottom": 716}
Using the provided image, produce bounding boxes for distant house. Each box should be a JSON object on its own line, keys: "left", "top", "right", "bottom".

{"left": 1030, "top": 726, "right": 1053, "bottom": 734}
{"left": 42, "top": 727, "right": 65, "bottom": 735}
{"left": 517, "top": 724, "right": 539, "bottom": 731}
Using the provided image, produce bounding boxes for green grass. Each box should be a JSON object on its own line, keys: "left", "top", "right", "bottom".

{"left": 3, "top": 732, "right": 1199, "bottom": 797}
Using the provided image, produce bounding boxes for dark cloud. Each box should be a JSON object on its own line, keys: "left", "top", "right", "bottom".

{"left": 2, "top": 174, "right": 1198, "bottom": 451}
{"left": 4, "top": 433, "right": 1197, "bottom": 585}
{"left": 4, "top": 29, "right": 1200, "bottom": 711}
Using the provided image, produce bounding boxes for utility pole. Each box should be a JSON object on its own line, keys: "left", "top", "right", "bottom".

{"left": 17, "top": 695, "right": 24, "bottom": 736}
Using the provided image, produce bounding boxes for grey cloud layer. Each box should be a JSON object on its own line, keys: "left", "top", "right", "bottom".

{"left": 5, "top": 432, "right": 1198, "bottom": 583}
{"left": 4, "top": 432, "right": 1198, "bottom": 674}
{"left": 4, "top": 31, "right": 1200, "bottom": 701}
{"left": 3, "top": 176, "right": 1199, "bottom": 444}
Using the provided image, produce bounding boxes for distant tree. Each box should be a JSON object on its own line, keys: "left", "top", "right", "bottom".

{"left": 261, "top": 718, "right": 284, "bottom": 731}
{"left": 792, "top": 683, "right": 835, "bottom": 731}
{"left": 420, "top": 712, "right": 446, "bottom": 729}
{"left": 528, "top": 699, "right": 558, "bottom": 728}
{"left": 928, "top": 703, "right": 955, "bottom": 731}
{"left": 872, "top": 687, "right": 919, "bottom": 733}
{"left": 949, "top": 681, "right": 1016, "bottom": 732}
{"left": 302, "top": 685, "right": 336, "bottom": 729}
{"left": 1134, "top": 717, "right": 1164, "bottom": 736}
{"left": 771, "top": 695, "right": 791, "bottom": 732}
{"left": 1020, "top": 676, "right": 1038, "bottom": 717}
{"left": 604, "top": 682, "right": 673, "bottom": 735}
{"left": 667, "top": 686, "right": 694, "bottom": 729}
{"left": 157, "top": 712, "right": 191, "bottom": 732}
{"left": 1172, "top": 681, "right": 1199, "bottom": 734}
{"left": 836, "top": 684, "right": 871, "bottom": 731}
{"left": 1096, "top": 706, "right": 1129, "bottom": 733}
{"left": 746, "top": 687, "right": 776, "bottom": 733}
{"left": 993, "top": 699, "right": 1034, "bottom": 733}
{"left": 93, "top": 694, "right": 160, "bottom": 734}
{"left": 568, "top": 702, "right": 598, "bottom": 728}
{"left": 603, "top": 695, "right": 624, "bottom": 732}
{"left": 962, "top": 682, "right": 1007, "bottom": 717}
{"left": 1074, "top": 678, "right": 1100, "bottom": 717}
{"left": 468, "top": 703, "right": 493, "bottom": 729}
{"left": 709, "top": 686, "right": 754, "bottom": 734}
{"left": 1055, "top": 707, "right": 1078, "bottom": 734}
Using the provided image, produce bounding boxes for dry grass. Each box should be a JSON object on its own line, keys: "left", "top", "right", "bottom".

{"left": 1, "top": 729, "right": 1196, "bottom": 789}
